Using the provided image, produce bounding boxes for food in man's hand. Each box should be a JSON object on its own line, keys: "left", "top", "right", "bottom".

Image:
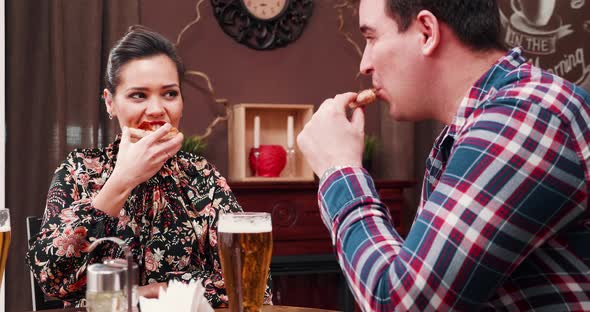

{"left": 128, "top": 122, "right": 179, "bottom": 143}
{"left": 349, "top": 89, "right": 377, "bottom": 109}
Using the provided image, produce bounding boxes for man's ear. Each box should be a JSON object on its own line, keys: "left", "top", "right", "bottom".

{"left": 103, "top": 89, "right": 115, "bottom": 117}
{"left": 415, "top": 10, "right": 440, "bottom": 56}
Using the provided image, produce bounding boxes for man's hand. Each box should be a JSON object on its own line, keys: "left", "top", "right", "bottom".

{"left": 297, "top": 92, "right": 365, "bottom": 178}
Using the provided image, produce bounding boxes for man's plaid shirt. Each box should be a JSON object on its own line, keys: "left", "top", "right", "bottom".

{"left": 319, "top": 48, "right": 590, "bottom": 311}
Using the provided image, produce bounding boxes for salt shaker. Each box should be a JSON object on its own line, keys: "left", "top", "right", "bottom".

{"left": 85, "top": 237, "right": 138, "bottom": 312}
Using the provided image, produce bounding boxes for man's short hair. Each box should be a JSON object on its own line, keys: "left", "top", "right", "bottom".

{"left": 386, "top": 0, "right": 504, "bottom": 51}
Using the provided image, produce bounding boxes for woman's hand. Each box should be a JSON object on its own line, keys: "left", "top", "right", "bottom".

{"left": 113, "top": 123, "right": 183, "bottom": 188}
{"left": 138, "top": 282, "right": 167, "bottom": 298}
{"left": 91, "top": 123, "right": 183, "bottom": 216}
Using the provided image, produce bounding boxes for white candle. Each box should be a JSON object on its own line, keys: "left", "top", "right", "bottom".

{"left": 254, "top": 115, "right": 260, "bottom": 148}
{"left": 287, "top": 116, "right": 294, "bottom": 148}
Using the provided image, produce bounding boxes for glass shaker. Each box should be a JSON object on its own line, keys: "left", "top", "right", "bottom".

{"left": 86, "top": 259, "right": 138, "bottom": 312}
{"left": 85, "top": 236, "right": 138, "bottom": 312}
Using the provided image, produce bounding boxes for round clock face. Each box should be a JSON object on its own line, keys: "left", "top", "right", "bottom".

{"left": 243, "top": 0, "right": 288, "bottom": 20}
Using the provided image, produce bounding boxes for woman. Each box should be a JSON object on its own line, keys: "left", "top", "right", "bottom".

{"left": 26, "top": 25, "right": 272, "bottom": 307}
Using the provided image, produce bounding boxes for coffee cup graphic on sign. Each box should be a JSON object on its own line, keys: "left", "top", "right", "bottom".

{"left": 511, "top": 0, "right": 556, "bottom": 27}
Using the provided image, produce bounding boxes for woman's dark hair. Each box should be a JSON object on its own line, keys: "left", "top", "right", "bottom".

{"left": 104, "top": 25, "right": 185, "bottom": 94}
{"left": 386, "top": 0, "right": 504, "bottom": 51}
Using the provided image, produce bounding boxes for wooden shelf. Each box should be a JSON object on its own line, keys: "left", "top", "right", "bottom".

{"left": 228, "top": 103, "right": 315, "bottom": 182}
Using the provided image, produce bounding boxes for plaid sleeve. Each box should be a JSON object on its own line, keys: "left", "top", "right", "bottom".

{"left": 318, "top": 103, "right": 587, "bottom": 311}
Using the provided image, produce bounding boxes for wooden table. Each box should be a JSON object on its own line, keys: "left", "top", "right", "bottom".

{"left": 217, "top": 307, "right": 338, "bottom": 312}
{"left": 36, "top": 306, "right": 338, "bottom": 312}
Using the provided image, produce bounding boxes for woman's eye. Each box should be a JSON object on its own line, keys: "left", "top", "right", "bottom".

{"left": 129, "top": 92, "right": 146, "bottom": 100}
{"left": 164, "top": 90, "right": 179, "bottom": 98}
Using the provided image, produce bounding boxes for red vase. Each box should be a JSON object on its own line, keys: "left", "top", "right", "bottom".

{"left": 249, "top": 145, "right": 287, "bottom": 177}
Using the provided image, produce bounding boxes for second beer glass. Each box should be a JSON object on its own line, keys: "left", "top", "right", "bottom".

{"left": 0, "top": 208, "right": 10, "bottom": 290}
{"left": 218, "top": 212, "right": 272, "bottom": 312}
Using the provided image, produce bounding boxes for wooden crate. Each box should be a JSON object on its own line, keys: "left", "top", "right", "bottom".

{"left": 228, "top": 103, "right": 315, "bottom": 182}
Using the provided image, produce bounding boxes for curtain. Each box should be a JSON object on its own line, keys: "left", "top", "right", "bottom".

{"left": 5, "top": 1, "right": 138, "bottom": 310}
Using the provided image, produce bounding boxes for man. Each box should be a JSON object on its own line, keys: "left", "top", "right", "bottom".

{"left": 297, "top": 0, "right": 590, "bottom": 311}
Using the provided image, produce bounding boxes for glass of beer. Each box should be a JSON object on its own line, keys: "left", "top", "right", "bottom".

{"left": 0, "top": 208, "right": 10, "bottom": 288}
{"left": 218, "top": 212, "right": 272, "bottom": 312}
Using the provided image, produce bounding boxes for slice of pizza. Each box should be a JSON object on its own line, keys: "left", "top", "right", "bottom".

{"left": 128, "top": 121, "right": 179, "bottom": 143}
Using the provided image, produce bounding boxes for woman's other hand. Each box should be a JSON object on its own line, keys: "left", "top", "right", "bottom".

{"left": 138, "top": 282, "right": 167, "bottom": 298}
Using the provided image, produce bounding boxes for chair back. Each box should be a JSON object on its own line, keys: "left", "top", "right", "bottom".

{"left": 26, "top": 216, "right": 64, "bottom": 310}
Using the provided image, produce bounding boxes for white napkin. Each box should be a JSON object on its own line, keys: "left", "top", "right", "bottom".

{"left": 139, "top": 279, "right": 214, "bottom": 312}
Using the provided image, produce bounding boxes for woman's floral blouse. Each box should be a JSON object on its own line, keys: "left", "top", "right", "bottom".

{"left": 26, "top": 136, "right": 272, "bottom": 307}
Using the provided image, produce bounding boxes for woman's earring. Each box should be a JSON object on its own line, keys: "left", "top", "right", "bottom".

{"left": 108, "top": 113, "right": 113, "bottom": 120}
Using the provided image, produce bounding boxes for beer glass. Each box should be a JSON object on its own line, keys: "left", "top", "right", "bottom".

{"left": 218, "top": 212, "right": 272, "bottom": 312}
{"left": 0, "top": 208, "right": 10, "bottom": 288}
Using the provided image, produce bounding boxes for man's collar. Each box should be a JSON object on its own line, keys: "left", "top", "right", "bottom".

{"left": 447, "top": 47, "right": 527, "bottom": 136}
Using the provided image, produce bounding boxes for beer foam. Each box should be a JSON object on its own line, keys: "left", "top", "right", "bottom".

{"left": 0, "top": 225, "right": 9, "bottom": 232}
{"left": 218, "top": 217, "right": 272, "bottom": 233}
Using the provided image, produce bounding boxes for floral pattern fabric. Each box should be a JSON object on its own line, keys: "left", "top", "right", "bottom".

{"left": 26, "top": 136, "right": 272, "bottom": 307}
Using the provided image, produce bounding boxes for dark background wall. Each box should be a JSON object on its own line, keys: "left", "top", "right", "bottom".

{"left": 139, "top": 0, "right": 380, "bottom": 175}
{"left": 5, "top": 1, "right": 590, "bottom": 311}
{"left": 6, "top": 2, "right": 381, "bottom": 311}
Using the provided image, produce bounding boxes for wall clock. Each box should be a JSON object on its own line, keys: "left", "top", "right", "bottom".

{"left": 211, "top": 0, "right": 314, "bottom": 50}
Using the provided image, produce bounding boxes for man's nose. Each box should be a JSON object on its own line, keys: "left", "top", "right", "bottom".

{"left": 359, "top": 48, "right": 373, "bottom": 75}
